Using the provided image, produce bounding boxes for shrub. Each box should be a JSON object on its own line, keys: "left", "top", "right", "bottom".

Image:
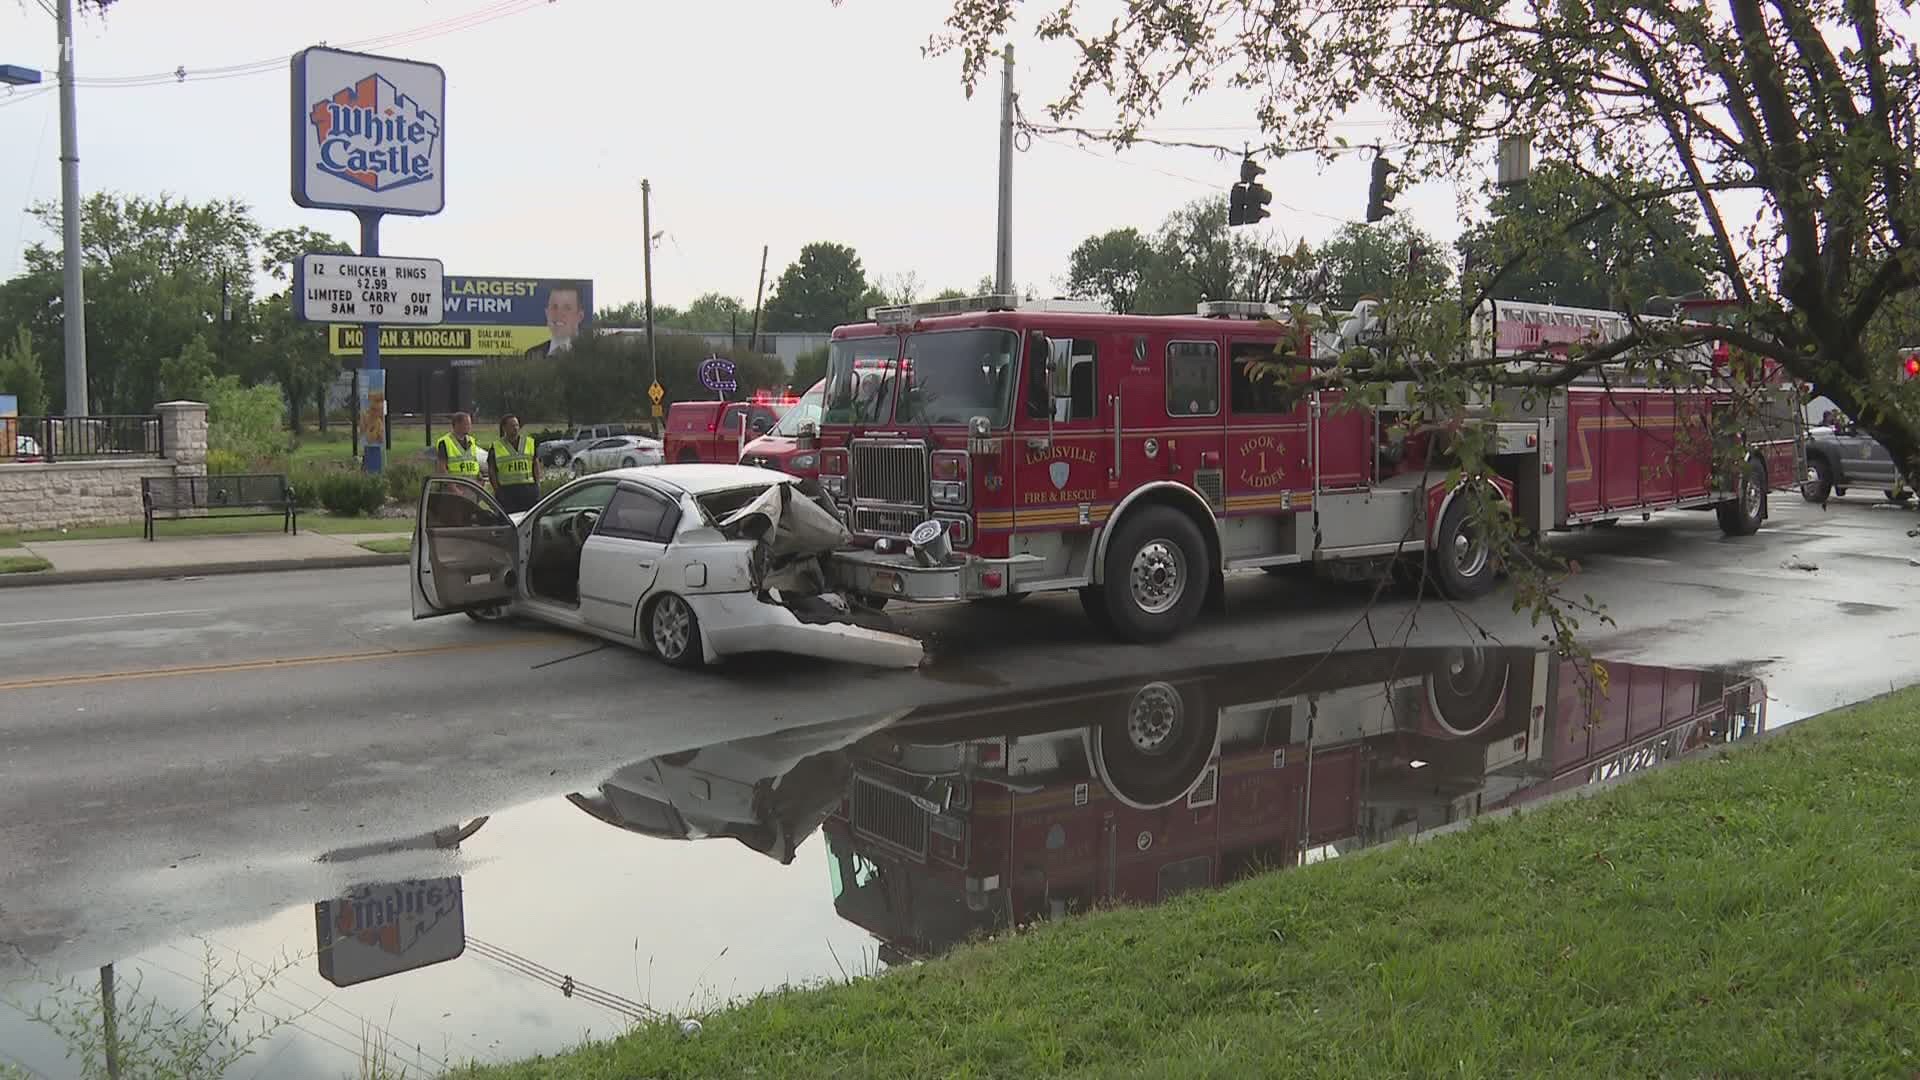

{"left": 206, "top": 376, "right": 288, "bottom": 461}
{"left": 539, "top": 473, "right": 570, "bottom": 499}
{"left": 204, "top": 448, "right": 249, "bottom": 475}
{"left": 315, "top": 470, "right": 387, "bottom": 517}
{"left": 383, "top": 460, "right": 427, "bottom": 503}
{"left": 288, "top": 465, "right": 336, "bottom": 509}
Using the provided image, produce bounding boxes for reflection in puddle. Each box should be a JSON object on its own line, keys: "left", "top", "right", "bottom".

{"left": 1, "top": 646, "right": 1768, "bottom": 1078}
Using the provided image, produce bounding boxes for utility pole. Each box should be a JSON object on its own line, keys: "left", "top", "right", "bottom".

{"left": 994, "top": 44, "right": 1015, "bottom": 296}
{"left": 57, "top": 0, "right": 88, "bottom": 415}
{"left": 100, "top": 964, "right": 120, "bottom": 1080}
{"left": 749, "top": 244, "right": 768, "bottom": 352}
{"left": 641, "top": 179, "right": 658, "bottom": 392}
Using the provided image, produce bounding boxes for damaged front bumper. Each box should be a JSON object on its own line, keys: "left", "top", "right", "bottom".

{"left": 827, "top": 549, "right": 1047, "bottom": 603}
{"left": 686, "top": 591, "right": 924, "bottom": 669}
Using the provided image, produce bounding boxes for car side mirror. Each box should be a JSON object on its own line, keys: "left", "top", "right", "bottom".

{"left": 796, "top": 421, "right": 818, "bottom": 450}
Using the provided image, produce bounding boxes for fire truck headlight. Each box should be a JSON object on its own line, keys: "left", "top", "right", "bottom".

{"left": 789, "top": 453, "right": 819, "bottom": 472}
{"left": 932, "top": 480, "right": 968, "bottom": 506}
{"left": 822, "top": 475, "right": 847, "bottom": 498}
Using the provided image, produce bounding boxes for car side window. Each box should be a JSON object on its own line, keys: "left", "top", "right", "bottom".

{"left": 599, "top": 486, "right": 680, "bottom": 543}
{"left": 590, "top": 438, "right": 626, "bottom": 451}
{"left": 543, "top": 480, "right": 619, "bottom": 514}
{"left": 721, "top": 407, "right": 745, "bottom": 434}
{"left": 1166, "top": 341, "right": 1221, "bottom": 417}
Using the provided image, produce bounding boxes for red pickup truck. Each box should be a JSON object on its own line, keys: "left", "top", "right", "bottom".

{"left": 662, "top": 399, "right": 787, "bottom": 464}
{"left": 738, "top": 379, "right": 826, "bottom": 479}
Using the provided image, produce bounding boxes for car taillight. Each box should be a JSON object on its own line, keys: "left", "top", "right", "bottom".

{"left": 931, "top": 451, "right": 970, "bottom": 507}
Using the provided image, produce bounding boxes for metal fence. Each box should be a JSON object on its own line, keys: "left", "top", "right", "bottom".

{"left": 1, "top": 415, "right": 163, "bottom": 463}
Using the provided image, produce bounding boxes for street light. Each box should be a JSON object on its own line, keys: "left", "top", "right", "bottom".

{"left": 0, "top": 64, "right": 44, "bottom": 86}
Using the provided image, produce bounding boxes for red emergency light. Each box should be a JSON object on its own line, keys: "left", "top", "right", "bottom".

{"left": 1902, "top": 353, "right": 1920, "bottom": 381}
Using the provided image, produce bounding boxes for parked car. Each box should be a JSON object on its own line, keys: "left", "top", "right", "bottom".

{"left": 1802, "top": 416, "right": 1912, "bottom": 503}
{"left": 739, "top": 379, "right": 826, "bottom": 479}
{"left": 539, "top": 423, "right": 635, "bottom": 469}
{"left": 663, "top": 400, "right": 786, "bottom": 464}
{"left": 10, "top": 433, "right": 42, "bottom": 462}
{"left": 409, "top": 463, "right": 922, "bottom": 669}
{"left": 567, "top": 434, "right": 664, "bottom": 475}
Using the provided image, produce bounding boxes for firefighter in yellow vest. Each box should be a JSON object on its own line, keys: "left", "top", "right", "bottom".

{"left": 435, "top": 412, "right": 483, "bottom": 482}
{"left": 489, "top": 413, "right": 544, "bottom": 513}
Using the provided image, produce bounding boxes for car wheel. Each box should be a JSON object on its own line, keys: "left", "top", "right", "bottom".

{"left": 1430, "top": 492, "right": 1499, "bottom": 600}
{"left": 464, "top": 603, "right": 512, "bottom": 624}
{"left": 1099, "top": 506, "right": 1210, "bottom": 643}
{"left": 621, "top": 456, "right": 639, "bottom": 469}
{"left": 546, "top": 449, "right": 570, "bottom": 468}
{"left": 1717, "top": 457, "right": 1767, "bottom": 536}
{"left": 1801, "top": 457, "right": 1832, "bottom": 503}
{"left": 646, "top": 593, "right": 705, "bottom": 668}
{"left": 570, "top": 458, "right": 589, "bottom": 477}
{"left": 1091, "top": 681, "right": 1220, "bottom": 809}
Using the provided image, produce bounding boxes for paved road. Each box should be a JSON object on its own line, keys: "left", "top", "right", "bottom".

{"left": 2, "top": 497, "right": 1916, "bottom": 975}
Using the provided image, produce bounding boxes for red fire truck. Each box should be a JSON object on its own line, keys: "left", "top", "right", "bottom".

{"left": 824, "top": 647, "right": 1766, "bottom": 958}
{"left": 811, "top": 295, "right": 1802, "bottom": 642}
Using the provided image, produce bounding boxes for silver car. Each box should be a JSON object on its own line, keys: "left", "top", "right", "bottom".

{"left": 568, "top": 434, "right": 663, "bottom": 476}
{"left": 410, "top": 464, "right": 922, "bottom": 669}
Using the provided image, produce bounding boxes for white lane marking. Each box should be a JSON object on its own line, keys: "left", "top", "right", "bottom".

{"left": 0, "top": 607, "right": 218, "bottom": 630}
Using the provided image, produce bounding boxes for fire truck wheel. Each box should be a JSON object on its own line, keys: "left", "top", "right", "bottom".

{"left": 1427, "top": 647, "right": 1509, "bottom": 736}
{"left": 1800, "top": 457, "right": 1832, "bottom": 502}
{"left": 1078, "top": 586, "right": 1113, "bottom": 629}
{"left": 1431, "top": 495, "right": 1497, "bottom": 601}
{"left": 1716, "top": 457, "right": 1766, "bottom": 536}
{"left": 1100, "top": 506, "right": 1210, "bottom": 643}
{"left": 1094, "top": 681, "right": 1220, "bottom": 809}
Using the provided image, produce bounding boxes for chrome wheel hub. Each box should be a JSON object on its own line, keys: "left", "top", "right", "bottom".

{"left": 652, "top": 597, "right": 691, "bottom": 659}
{"left": 1128, "top": 540, "right": 1186, "bottom": 615}
{"left": 1126, "top": 683, "right": 1185, "bottom": 755}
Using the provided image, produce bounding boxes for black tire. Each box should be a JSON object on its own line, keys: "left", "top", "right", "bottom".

{"left": 1717, "top": 457, "right": 1766, "bottom": 536}
{"left": 1835, "top": 486, "right": 1848, "bottom": 496}
{"left": 1885, "top": 489, "right": 1913, "bottom": 505}
{"left": 545, "top": 449, "right": 570, "bottom": 468}
{"left": 850, "top": 593, "right": 890, "bottom": 612}
{"left": 646, "top": 593, "right": 706, "bottom": 668}
{"left": 621, "top": 456, "right": 640, "bottom": 469}
{"left": 570, "top": 458, "right": 589, "bottom": 477}
{"left": 464, "top": 603, "right": 512, "bottom": 624}
{"left": 1078, "top": 586, "right": 1113, "bottom": 630}
{"left": 1097, "top": 506, "right": 1211, "bottom": 643}
{"left": 1426, "top": 648, "right": 1510, "bottom": 737}
{"left": 1429, "top": 493, "right": 1498, "bottom": 601}
{"left": 1092, "top": 681, "right": 1220, "bottom": 809}
{"left": 1801, "top": 457, "right": 1832, "bottom": 503}
{"left": 1593, "top": 519, "right": 1621, "bottom": 529}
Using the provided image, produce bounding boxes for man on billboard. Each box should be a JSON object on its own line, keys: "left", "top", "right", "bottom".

{"left": 523, "top": 282, "right": 588, "bottom": 359}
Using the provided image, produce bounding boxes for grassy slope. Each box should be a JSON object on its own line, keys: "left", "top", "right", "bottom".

{"left": 454, "top": 689, "right": 1920, "bottom": 1080}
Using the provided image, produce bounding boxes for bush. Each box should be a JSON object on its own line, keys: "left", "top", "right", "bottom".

{"left": 314, "top": 470, "right": 387, "bottom": 517}
{"left": 383, "top": 460, "right": 427, "bottom": 503}
{"left": 539, "top": 473, "right": 570, "bottom": 499}
{"left": 288, "top": 465, "right": 335, "bottom": 509}
{"left": 206, "top": 376, "right": 288, "bottom": 461}
{"left": 205, "top": 448, "right": 249, "bottom": 475}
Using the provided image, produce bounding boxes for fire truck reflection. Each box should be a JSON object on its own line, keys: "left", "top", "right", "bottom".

{"left": 825, "top": 648, "right": 1766, "bottom": 960}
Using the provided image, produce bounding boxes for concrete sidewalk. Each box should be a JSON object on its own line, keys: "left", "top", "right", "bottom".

{"left": 0, "top": 530, "right": 409, "bottom": 588}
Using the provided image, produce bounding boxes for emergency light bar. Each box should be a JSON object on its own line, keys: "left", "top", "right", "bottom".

{"left": 1197, "top": 300, "right": 1285, "bottom": 320}
{"left": 865, "top": 294, "right": 1113, "bottom": 324}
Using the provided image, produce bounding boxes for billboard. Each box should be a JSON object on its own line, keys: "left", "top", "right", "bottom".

{"left": 330, "top": 275, "right": 593, "bottom": 357}
{"left": 291, "top": 47, "right": 446, "bottom": 216}
{"left": 315, "top": 877, "right": 466, "bottom": 988}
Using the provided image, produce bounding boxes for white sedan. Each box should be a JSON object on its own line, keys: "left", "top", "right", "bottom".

{"left": 410, "top": 464, "right": 923, "bottom": 669}
{"left": 569, "top": 435, "right": 663, "bottom": 476}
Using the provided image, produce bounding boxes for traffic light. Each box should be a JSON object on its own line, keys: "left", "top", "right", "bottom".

{"left": 1366, "top": 156, "right": 1397, "bottom": 223}
{"left": 1228, "top": 156, "right": 1271, "bottom": 227}
{"left": 1901, "top": 350, "right": 1920, "bottom": 382}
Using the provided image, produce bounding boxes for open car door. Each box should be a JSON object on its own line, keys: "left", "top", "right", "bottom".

{"left": 411, "top": 477, "right": 520, "bottom": 619}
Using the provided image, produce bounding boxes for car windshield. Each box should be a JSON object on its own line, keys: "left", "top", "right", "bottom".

{"left": 824, "top": 329, "right": 1020, "bottom": 428}
{"left": 771, "top": 383, "right": 826, "bottom": 436}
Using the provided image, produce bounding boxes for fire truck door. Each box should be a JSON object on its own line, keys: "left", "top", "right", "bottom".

{"left": 1015, "top": 331, "right": 1108, "bottom": 531}
{"left": 1225, "top": 338, "right": 1314, "bottom": 510}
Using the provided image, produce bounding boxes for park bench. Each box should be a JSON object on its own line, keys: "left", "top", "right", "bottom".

{"left": 142, "top": 474, "right": 297, "bottom": 540}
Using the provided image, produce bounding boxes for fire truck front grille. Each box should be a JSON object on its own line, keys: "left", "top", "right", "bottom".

{"left": 851, "top": 441, "right": 929, "bottom": 509}
{"left": 853, "top": 506, "right": 923, "bottom": 537}
{"left": 851, "top": 776, "right": 929, "bottom": 860}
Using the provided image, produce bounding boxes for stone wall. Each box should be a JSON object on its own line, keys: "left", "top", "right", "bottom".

{"left": 0, "top": 401, "right": 210, "bottom": 533}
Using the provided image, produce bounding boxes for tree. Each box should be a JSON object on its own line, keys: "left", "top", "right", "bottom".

{"left": 1455, "top": 164, "right": 1718, "bottom": 310}
{"left": 1066, "top": 228, "right": 1157, "bottom": 313}
{"left": 1314, "top": 220, "right": 1450, "bottom": 302}
{"left": 0, "top": 326, "right": 48, "bottom": 417}
{"left": 764, "top": 243, "right": 876, "bottom": 331}
{"left": 661, "top": 292, "right": 751, "bottom": 332}
{"left": 257, "top": 227, "right": 351, "bottom": 432}
{"left": 792, "top": 345, "right": 830, "bottom": 390}
{"left": 937, "top": 0, "right": 1920, "bottom": 481}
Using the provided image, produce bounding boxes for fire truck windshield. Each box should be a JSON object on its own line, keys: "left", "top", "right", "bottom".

{"left": 770, "top": 381, "right": 824, "bottom": 436}
{"left": 825, "top": 329, "right": 1021, "bottom": 428}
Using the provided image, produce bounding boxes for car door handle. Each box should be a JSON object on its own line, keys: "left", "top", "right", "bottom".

{"left": 637, "top": 560, "right": 655, "bottom": 569}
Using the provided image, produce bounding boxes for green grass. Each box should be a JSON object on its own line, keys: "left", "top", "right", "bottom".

{"left": 0, "top": 513, "right": 413, "bottom": 545}
{"left": 356, "top": 537, "right": 412, "bottom": 554}
{"left": 0, "top": 555, "right": 51, "bottom": 574}
{"left": 451, "top": 689, "right": 1920, "bottom": 1080}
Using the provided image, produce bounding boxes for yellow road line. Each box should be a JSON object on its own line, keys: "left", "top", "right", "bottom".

{"left": 0, "top": 634, "right": 560, "bottom": 693}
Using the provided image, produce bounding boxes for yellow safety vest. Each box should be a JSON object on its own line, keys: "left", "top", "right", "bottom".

{"left": 438, "top": 433, "right": 482, "bottom": 479}
{"left": 492, "top": 434, "right": 536, "bottom": 485}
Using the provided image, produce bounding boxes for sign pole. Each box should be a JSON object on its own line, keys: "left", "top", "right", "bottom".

{"left": 357, "top": 209, "right": 385, "bottom": 474}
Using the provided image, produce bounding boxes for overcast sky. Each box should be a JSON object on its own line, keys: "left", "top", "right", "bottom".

{"left": 0, "top": 0, "right": 1482, "bottom": 311}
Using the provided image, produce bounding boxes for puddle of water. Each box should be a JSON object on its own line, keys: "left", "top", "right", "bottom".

{"left": 0, "top": 646, "right": 1778, "bottom": 1078}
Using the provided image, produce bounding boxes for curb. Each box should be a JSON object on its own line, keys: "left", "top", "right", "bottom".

{"left": 0, "top": 553, "right": 409, "bottom": 589}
